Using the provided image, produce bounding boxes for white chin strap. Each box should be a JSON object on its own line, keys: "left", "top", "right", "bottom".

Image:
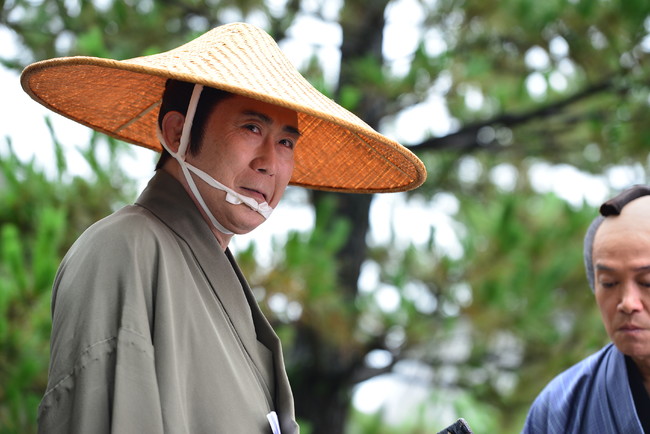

{"left": 157, "top": 84, "right": 274, "bottom": 235}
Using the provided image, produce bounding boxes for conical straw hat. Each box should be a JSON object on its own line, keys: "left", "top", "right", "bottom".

{"left": 21, "top": 22, "right": 426, "bottom": 193}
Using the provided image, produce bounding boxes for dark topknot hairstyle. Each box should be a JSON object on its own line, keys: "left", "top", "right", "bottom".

{"left": 583, "top": 185, "right": 650, "bottom": 291}
{"left": 156, "top": 79, "right": 233, "bottom": 170}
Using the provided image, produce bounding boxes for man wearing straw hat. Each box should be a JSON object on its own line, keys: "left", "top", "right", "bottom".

{"left": 21, "top": 22, "right": 426, "bottom": 434}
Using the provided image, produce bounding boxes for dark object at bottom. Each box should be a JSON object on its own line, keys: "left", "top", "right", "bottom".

{"left": 437, "top": 418, "right": 473, "bottom": 434}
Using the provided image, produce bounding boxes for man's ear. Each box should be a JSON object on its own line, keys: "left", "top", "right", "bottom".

{"left": 161, "top": 111, "right": 185, "bottom": 153}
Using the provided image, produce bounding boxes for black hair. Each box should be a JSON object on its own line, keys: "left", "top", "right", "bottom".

{"left": 156, "top": 79, "right": 233, "bottom": 170}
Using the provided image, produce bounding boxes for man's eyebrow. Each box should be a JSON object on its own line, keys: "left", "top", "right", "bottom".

{"left": 634, "top": 265, "right": 650, "bottom": 272}
{"left": 595, "top": 264, "right": 650, "bottom": 272}
{"left": 595, "top": 264, "right": 615, "bottom": 272}
{"left": 243, "top": 110, "right": 302, "bottom": 137}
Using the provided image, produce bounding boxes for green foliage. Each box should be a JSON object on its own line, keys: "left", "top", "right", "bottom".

{"left": 453, "top": 183, "right": 607, "bottom": 406}
{"left": 346, "top": 389, "right": 501, "bottom": 434}
{"left": 245, "top": 195, "right": 353, "bottom": 347}
{"left": 353, "top": 180, "right": 607, "bottom": 433}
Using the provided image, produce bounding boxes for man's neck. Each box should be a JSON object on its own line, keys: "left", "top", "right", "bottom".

{"left": 161, "top": 164, "right": 232, "bottom": 250}
{"left": 212, "top": 228, "right": 232, "bottom": 251}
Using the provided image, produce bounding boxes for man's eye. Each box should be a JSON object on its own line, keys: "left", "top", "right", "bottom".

{"left": 244, "top": 124, "right": 260, "bottom": 133}
{"left": 599, "top": 281, "right": 616, "bottom": 289}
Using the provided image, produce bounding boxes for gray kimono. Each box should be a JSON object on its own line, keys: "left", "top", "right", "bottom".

{"left": 38, "top": 171, "right": 299, "bottom": 434}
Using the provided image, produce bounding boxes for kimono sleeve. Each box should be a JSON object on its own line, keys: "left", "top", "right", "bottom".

{"left": 522, "top": 392, "right": 552, "bottom": 434}
{"left": 38, "top": 211, "right": 166, "bottom": 434}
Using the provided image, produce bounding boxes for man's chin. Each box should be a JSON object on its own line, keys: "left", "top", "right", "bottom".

{"left": 228, "top": 209, "right": 267, "bottom": 234}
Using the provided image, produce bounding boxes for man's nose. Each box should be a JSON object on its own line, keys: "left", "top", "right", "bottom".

{"left": 618, "top": 283, "right": 644, "bottom": 314}
{"left": 251, "top": 139, "right": 277, "bottom": 175}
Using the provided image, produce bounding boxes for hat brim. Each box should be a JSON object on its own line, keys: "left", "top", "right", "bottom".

{"left": 20, "top": 23, "right": 426, "bottom": 193}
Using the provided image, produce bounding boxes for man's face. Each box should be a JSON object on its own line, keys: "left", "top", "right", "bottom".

{"left": 592, "top": 196, "right": 650, "bottom": 364}
{"left": 186, "top": 94, "right": 300, "bottom": 234}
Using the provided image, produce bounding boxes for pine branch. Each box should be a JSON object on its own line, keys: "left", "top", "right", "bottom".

{"left": 408, "top": 76, "right": 616, "bottom": 153}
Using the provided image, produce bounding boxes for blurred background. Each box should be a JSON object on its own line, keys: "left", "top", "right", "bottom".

{"left": 1, "top": 0, "right": 649, "bottom": 433}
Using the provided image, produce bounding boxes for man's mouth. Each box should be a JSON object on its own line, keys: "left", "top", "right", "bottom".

{"left": 241, "top": 187, "right": 267, "bottom": 203}
{"left": 619, "top": 323, "right": 643, "bottom": 332}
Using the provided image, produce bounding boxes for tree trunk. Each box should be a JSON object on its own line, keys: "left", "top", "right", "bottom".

{"left": 290, "top": 2, "right": 390, "bottom": 433}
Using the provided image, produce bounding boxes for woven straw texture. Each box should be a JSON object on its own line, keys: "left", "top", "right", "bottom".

{"left": 21, "top": 22, "right": 426, "bottom": 193}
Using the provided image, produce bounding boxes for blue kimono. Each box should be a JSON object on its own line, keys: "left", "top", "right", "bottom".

{"left": 522, "top": 343, "right": 644, "bottom": 434}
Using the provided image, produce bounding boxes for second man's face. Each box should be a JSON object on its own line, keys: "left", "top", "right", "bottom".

{"left": 593, "top": 197, "right": 650, "bottom": 364}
